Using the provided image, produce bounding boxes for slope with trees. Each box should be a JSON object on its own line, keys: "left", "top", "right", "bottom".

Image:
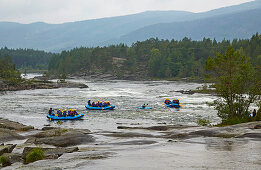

{"left": 48, "top": 34, "right": 261, "bottom": 81}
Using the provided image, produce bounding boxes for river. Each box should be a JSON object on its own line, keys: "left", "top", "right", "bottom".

{"left": 1, "top": 76, "right": 260, "bottom": 169}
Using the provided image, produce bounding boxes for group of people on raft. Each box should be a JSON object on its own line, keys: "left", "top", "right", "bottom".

{"left": 87, "top": 100, "right": 111, "bottom": 107}
{"left": 164, "top": 98, "right": 180, "bottom": 105}
{"left": 48, "top": 108, "right": 79, "bottom": 117}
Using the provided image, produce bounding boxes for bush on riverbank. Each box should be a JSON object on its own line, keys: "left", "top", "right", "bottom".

{"left": 25, "top": 148, "right": 45, "bottom": 164}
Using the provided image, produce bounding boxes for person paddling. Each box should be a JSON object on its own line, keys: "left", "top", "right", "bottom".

{"left": 48, "top": 108, "right": 54, "bottom": 116}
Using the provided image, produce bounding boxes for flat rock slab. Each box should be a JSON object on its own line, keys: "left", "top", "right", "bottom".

{"left": 108, "top": 140, "right": 157, "bottom": 145}
{"left": 117, "top": 125, "right": 195, "bottom": 131}
{"left": 0, "top": 128, "right": 24, "bottom": 143}
{"left": 26, "top": 129, "right": 94, "bottom": 147}
{"left": 237, "top": 133, "right": 261, "bottom": 140}
{"left": 0, "top": 118, "right": 34, "bottom": 131}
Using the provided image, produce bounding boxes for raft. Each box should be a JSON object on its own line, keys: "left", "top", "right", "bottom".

{"left": 47, "top": 114, "right": 84, "bottom": 121}
{"left": 137, "top": 107, "right": 152, "bottom": 110}
{"left": 85, "top": 105, "right": 115, "bottom": 110}
{"left": 165, "top": 103, "right": 181, "bottom": 108}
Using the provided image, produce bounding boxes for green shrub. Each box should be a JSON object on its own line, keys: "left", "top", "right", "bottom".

{"left": 197, "top": 118, "right": 211, "bottom": 126}
{"left": 25, "top": 148, "right": 45, "bottom": 164}
{"left": 0, "top": 156, "right": 11, "bottom": 167}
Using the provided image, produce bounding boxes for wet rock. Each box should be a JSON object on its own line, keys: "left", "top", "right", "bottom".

{"left": 102, "top": 132, "right": 154, "bottom": 138}
{"left": 237, "top": 133, "right": 261, "bottom": 140}
{"left": 0, "top": 128, "right": 24, "bottom": 143}
{"left": 109, "top": 140, "right": 157, "bottom": 145}
{"left": 190, "top": 129, "right": 237, "bottom": 138}
{"left": 0, "top": 144, "right": 16, "bottom": 155}
{"left": 0, "top": 118, "right": 34, "bottom": 131}
{"left": 22, "top": 147, "right": 79, "bottom": 159}
{"left": 26, "top": 129, "right": 94, "bottom": 147}
{"left": 41, "top": 126, "right": 60, "bottom": 131}
{"left": 117, "top": 125, "right": 193, "bottom": 131}
{"left": 162, "top": 132, "right": 189, "bottom": 139}
{"left": 254, "top": 125, "right": 261, "bottom": 129}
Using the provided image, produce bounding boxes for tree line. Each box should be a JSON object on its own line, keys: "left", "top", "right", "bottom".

{"left": 0, "top": 54, "right": 21, "bottom": 86}
{"left": 0, "top": 47, "right": 54, "bottom": 71}
{"left": 48, "top": 33, "right": 261, "bottom": 80}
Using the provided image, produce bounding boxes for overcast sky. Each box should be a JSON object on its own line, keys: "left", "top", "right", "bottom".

{"left": 0, "top": 0, "right": 253, "bottom": 24}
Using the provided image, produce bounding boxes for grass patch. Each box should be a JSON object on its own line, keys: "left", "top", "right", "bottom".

{"left": 197, "top": 118, "right": 211, "bottom": 126}
{"left": 0, "top": 156, "right": 11, "bottom": 167}
{"left": 25, "top": 148, "right": 45, "bottom": 164}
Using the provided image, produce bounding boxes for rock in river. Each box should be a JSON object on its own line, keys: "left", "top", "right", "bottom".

{"left": 26, "top": 128, "right": 95, "bottom": 147}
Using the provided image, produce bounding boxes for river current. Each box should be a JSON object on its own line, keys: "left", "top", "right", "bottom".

{"left": 1, "top": 76, "right": 261, "bottom": 170}
{"left": 0, "top": 78, "right": 219, "bottom": 131}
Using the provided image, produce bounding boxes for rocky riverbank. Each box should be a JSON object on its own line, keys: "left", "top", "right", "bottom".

{"left": 0, "top": 117, "right": 260, "bottom": 168}
{"left": 0, "top": 79, "right": 88, "bottom": 91}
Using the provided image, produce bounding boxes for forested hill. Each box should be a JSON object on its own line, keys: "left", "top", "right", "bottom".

{"left": 118, "top": 8, "right": 261, "bottom": 44}
{"left": 48, "top": 34, "right": 261, "bottom": 80}
{"left": 1, "top": 0, "right": 261, "bottom": 52}
{"left": 0, "top": 48, "right": 54, "bottom": 71}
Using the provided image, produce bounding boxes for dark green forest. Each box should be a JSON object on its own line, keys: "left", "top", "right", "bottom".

{"left": 0, "top": 55, "right": 21, "bottom": 85}
{"left": 48, "top": 33, "right": 261, "bottom": 80}
{"left": 0, "top": 47, "right": 54, "bottom": 71}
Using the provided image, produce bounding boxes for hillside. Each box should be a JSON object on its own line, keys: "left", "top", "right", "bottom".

{"left": 119, "top": 8, "right": 261, "bottom": 43}
{"left": 0, "top": 0, "right": 261, "bottom": 52}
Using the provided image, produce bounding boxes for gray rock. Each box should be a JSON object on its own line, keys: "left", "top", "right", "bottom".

{"left": 0, "top": 128, "right": 24, "bottom": 143}
{"left": 1, "top": 153, "right": 23, "bottom": 164}
{"left": 22, "top": 147, "right": 79, "bottom": 159}
{"left": 0, "top": 144, "right": 16, "bottom": 155}
{"left": 0, "top": 118, "right": 34, "bottom": 131}
{"left": 26, "top": 129, "right": 94, "bottom": 147}
{"left": 254, "top": 125, "right": 261, "bottom": 129}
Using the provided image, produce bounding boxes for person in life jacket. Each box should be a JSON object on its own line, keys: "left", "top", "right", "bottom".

{"left": 74, "top": 109, "right": 78, "bottom": 115}
{"left": 69, "top": 109, "right": 73, "bottom": 116}
{"left": 165, "top": 99, "right": 170, "bottom": 104}
{"left": 88, "top": 100, "right": 91, "bottom": 106}
{"left": 57, "top": 109, "right": 61, "bottom": 117}
{"left": 107, "top": 101, "right": 110, "bottom": 106}
{"left": 63, "top": 109, "right": 67, "bottom": 117}
{"left": 92, "top": 101, "right": 95, "bottom": 107}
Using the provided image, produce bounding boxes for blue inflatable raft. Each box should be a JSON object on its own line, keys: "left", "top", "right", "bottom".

{"left": 165, "top": 103, "right": 181, "bottom": 108}
{"left": 85, "top": 105, "right": 115, "bottom": 110}
{"left": 47, "top": 114, "right": 84, "bottom": 121}
{"left": 137, "top": 107, "right": 152, "bottom": 110}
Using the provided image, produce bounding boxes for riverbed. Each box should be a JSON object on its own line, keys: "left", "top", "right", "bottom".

{"left": 1, "top": 78, "right": 260, "bottom": 169}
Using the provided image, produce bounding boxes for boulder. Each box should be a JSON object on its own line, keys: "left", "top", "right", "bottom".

{"left": 0, "top": 128, "right": 24, "bottom": 143}
{"left": 26, "top": 129, "right": 94, "bottom": 147}
{"left": 0, "top": 118, "right": 34, "bottom": 131}
{"left": 0, "top": 144, "right": 16, "bottom": 155}
{"left": 254, "top": 125, "right": 261, "bottom": 129}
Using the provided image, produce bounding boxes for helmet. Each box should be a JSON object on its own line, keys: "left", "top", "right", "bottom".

{"left": 70, "top": 109, "right": 72, "bottom": 111}
{"left": 59, "top": 109, "right": 61, "bottom": 110}
{"left": 64, "top": 109, "right": 67, "bottom": 111}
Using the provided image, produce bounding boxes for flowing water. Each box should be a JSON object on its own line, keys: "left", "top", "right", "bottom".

{"left": 1, "top": 75, "right": 260, "bottom": 169}
{"left": 0, "top": 78, "right": 219, "bottom": 131}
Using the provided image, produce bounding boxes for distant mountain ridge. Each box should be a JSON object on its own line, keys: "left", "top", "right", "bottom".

{"left": 0, "top": 0, "right": 261, "bottom": 52}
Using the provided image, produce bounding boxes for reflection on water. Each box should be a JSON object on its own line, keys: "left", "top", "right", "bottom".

{"left": 205, "top": 138, "right": 248, "bottom": 151}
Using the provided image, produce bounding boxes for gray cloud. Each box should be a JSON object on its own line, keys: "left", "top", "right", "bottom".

{"left": 0, "top": 0, "right": 253, "bottom": 23}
